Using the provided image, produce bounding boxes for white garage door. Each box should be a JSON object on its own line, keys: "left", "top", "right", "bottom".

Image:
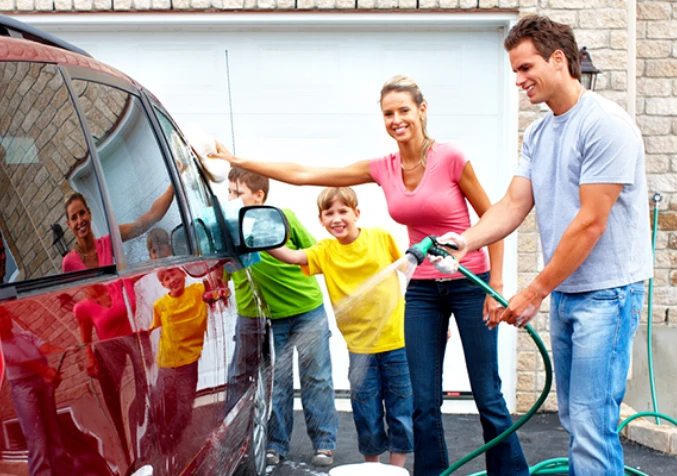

{"left": 39, "top": 16, "right": 519, "bottom": 412}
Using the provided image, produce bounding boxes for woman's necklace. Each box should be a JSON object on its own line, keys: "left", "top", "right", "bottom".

{"left": 75, "top": 244, "right": 97, "bottom": 258}
{"left": 401, "top": 158, "right": 423, "bottom": 171}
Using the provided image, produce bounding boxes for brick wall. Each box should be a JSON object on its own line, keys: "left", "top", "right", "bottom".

{"left": 1, "top": 2, "right": 675, "bottom": 411}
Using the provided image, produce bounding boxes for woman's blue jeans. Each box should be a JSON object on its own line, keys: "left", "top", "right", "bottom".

{"left": 404, "top": 276, "right": 528, "bottom": 476}
{"left": 267, "top": 305, "right": 337, "bottom": 457}
{"left": 550, "top": 282, "right": 643, "bottom": 475}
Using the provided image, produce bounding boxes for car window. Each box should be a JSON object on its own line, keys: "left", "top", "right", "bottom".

{"left": 0, "top": 62, "right": 110, "bottom": 284}
{"left": 71, "top": 80, "right": 188, "bottom": 268}
{"left": 153, "top": 108, "right": 228, "bottom": 256}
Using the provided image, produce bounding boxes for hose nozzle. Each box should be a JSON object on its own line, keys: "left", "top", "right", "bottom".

{"left": 405, "top": 236, "right": 435, "bottom": 265}
{"left": 405, "top": 235, "right": 458, "bottom": 264}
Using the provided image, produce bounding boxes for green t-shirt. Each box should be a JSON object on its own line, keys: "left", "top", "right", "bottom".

{"left": 232, "top": 209, "right": 324, "bottom": 318}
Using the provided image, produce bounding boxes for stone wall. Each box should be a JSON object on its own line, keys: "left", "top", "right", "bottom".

{"left": 1, "top": 1, "right": 675, "bottom": 412}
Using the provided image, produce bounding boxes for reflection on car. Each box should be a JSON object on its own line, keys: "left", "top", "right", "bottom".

{"left": 0, "top": 14, "right": 289, "bottom": 476}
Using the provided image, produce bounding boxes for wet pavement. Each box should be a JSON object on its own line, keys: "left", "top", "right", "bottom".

{"left": 267, "top": 410, "right": 677, "bottom": 476}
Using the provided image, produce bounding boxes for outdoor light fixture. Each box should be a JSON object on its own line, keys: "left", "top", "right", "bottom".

{"left": 579, "top": 46, "right": 600, "bottom": 91}
{"left": 51, "top": 223, "right": 68, "bottom": 257}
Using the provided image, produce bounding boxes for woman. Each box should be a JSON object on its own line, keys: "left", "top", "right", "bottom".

{"left": 62, "top": 188, "right": 174, "bottom": 272}
{"left": 211, "top": 76, "right": 528, "bottom": 475}
{"left": 62, "top": 188, "right": 173, "bottom": 466}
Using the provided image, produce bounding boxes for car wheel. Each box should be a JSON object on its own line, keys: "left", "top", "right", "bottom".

{"left": 235, "top": 362, "right": 271, "bottom": 476}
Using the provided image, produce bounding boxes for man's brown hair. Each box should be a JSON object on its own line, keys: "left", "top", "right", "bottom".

{"left": 229, "top": 167, "right": 270, "bottom": 203}
{"left": 504, "top": 15, "right": 581, "bottom": 80}
{"left": 316, "top": 187, "right": 358, "bottom": 215}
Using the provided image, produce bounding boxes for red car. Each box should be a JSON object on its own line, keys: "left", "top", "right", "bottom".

{"left": 0, "top": 14, "right": 287, "bottom": 476}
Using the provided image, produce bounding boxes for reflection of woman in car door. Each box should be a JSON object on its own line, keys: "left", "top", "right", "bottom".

{"left": 62, "top": 188, "right": 174, "bottom": 466}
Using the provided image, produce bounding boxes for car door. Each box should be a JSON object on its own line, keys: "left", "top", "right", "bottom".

{"left": 66, "top": 70, "right": 250, "bottom": 474}
{"left": 149, "top": 107, "right": 269, "bottom": 474}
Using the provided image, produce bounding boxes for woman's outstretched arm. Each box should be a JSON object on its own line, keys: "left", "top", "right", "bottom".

{"left": 210, "top": 141, "right": 374, "bottom": 187}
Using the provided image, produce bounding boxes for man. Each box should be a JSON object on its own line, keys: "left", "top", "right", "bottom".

{"left": 0, "top": 308, "right": 67, "bottom": 475}
{"left": 439, "top": 15, "right": 652, "bottom": 475}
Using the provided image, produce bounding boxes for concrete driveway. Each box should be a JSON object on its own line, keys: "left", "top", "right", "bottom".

{"left": 266, "top": 410, "right": 677, "bottom": 476}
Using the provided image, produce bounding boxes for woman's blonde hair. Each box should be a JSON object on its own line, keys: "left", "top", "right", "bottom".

{"left": 380, "top": 75, "right": 435, "bottom": 166}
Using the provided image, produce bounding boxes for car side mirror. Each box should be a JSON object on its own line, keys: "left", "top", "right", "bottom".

{"left": 238, "top": 206, "right": 290, "bottom": 251}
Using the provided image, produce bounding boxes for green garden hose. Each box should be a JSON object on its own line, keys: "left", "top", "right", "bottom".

{"left": 406, "top": 237, "right": 553, "bottom": 475}
{"left": 647, "top": 192, "right": 662, "bottom": 424}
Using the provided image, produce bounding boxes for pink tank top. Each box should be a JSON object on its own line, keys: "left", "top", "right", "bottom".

{"left": 73, "top": 281, "right": 133, "bottom": 340}
{"left": 369, "top": 142, "right": 490, "bottom": 280}
{"left": 62, "top": 235, "right": 114, "bottom": 273}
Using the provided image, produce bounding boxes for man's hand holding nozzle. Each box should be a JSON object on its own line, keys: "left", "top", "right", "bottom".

{"left": 436, "top": 232, "right": 468, "bottom": 262}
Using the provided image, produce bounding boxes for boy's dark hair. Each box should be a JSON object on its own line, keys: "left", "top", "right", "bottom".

{"left": 229, "top": 167, "right": 270, "bottom": 203}
{"left": 317, "top": 187, "right": 358, "bottom": 215}
{"left": 504, "top": 15, "right": 581, "bottom": 80}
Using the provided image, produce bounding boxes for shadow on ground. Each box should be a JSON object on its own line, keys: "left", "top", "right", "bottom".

{"left": 267, "top": 410, "right": 677, "bottom": 476}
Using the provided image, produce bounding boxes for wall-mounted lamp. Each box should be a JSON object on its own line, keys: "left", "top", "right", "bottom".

{"left": 579, "top": 46, "right": 601, "bottom": 91}
{"left": 51, "top": 224, "right": 68, "bottom": 257}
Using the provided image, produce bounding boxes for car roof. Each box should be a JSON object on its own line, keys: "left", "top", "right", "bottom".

{"left": 0, "top": 15, "right": 138, "bottom": 87}
{"left": 0, "top": 13, "right": 91, "bottom": 57}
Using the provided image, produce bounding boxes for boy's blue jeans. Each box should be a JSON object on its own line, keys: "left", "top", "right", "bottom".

{"left": 348, "top": 347, "right": 414, "bottom": 456}
{"left": 404, "top": 276, "right": 528, "bottom": 476}
{"left": 550, "top": 282, "right": 643, "bottom": 475}
{"left": 267, "top": 305, "right": 337, "bottom": 457}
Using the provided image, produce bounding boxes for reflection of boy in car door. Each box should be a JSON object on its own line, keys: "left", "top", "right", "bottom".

{"left": 150, "top": 267, "right": 208, "bottom": 455}
{"left": 226, "top": 168, "right": 337, "bottom": 466}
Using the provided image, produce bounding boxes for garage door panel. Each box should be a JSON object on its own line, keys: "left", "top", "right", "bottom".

{"left": 134, "top": 44, "right": 224, "bottom": 88}
{"left": 44, "top": 25, "right": 517, "bottom": 412}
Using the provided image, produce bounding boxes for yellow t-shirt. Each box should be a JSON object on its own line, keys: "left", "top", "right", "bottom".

{"left": 152, "top": 283, "right": 208, "bottom": 368}
{"left": 302, "top": 227, "right": 404, "bottom": 354}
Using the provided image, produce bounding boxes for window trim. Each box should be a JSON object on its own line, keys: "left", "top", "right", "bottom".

{"left": 0, "top": 62, "right": 118, "bottom": 296}
{"left": 60, "top": 64, "right": 122, "bottom": 269}
{"left": 0, "top": 265, "right": 117, "bottom": 299}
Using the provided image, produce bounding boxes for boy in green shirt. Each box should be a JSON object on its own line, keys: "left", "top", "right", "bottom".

{"left": 227, "top": 168, "right": 338, "bottom": 467}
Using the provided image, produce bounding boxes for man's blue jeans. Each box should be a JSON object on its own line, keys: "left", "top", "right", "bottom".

{"left": 267, "top": 305, "right": 337, "bottom": 457}
{"left": 405, "top": 276, "right": 528, "bottom": 476}
{"left": 551, "top": 282, "right": 643, "bottom": 475}
{"left": 10, "top": 376, "right": 67, "bottom": 476}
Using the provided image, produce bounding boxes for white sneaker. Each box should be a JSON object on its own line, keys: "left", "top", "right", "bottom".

{"left": 311, "top": 450, "right": 333, "bottom": 466}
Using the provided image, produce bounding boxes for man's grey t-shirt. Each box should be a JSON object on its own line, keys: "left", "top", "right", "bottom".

{"left": 515, "top": 92, "right": 652, "bottom": 293}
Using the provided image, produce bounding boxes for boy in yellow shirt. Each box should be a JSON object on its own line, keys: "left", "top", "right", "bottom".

{"left": 267, "top": 187, "right": 413, "bottom": 467}
{"left": 151, "top": 267, "right": 208, "bottom": 454}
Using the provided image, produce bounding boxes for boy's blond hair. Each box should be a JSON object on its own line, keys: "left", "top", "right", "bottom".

{"left": 316, "top": 187, "right": 358, "bottom": 215}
